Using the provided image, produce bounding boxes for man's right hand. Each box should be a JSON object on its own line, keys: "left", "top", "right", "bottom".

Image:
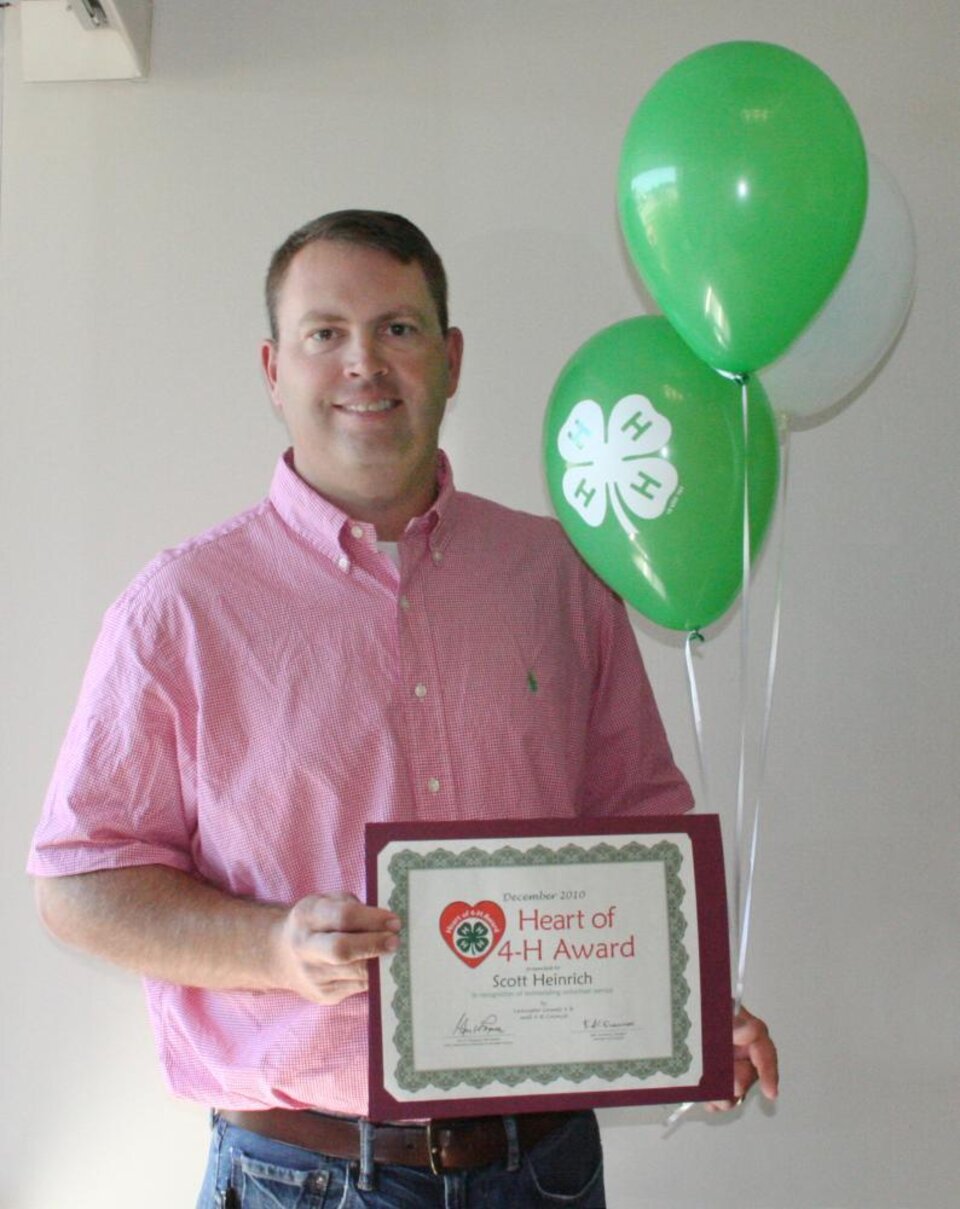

{"left": 35, "top": 867, "right": 400, "bottom": 1004}
{"left": 273, "top": 892, "right": 401, "bottom": 1004}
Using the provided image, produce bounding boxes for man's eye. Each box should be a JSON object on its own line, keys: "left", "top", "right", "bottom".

{"left": 309, "top": 328, "right": 335, "bottom": 342}
{"left": 386, "top": 322, "right": 415, "bottom": 337}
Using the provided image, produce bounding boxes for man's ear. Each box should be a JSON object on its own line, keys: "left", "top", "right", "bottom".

{"left": 444, "top": 327, "right": 464, "bottom": 398}
{"left": 261, "top": 340, "right": 282, "bottom": 412}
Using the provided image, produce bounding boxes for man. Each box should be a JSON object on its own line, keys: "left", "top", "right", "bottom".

{"left": 30, "top": 211, "right": 777, "bottom": 1207}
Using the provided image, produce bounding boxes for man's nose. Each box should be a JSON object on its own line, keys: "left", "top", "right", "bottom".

{"left": 345, "top": 333, "right": 387, "bottom": 379}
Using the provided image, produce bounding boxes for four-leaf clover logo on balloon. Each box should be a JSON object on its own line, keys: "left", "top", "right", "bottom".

{"left": 558, "top": 395, "right": 678, "bottom": 536}
{"left": 455, "top": 920, "right": 491, "bottom": 957}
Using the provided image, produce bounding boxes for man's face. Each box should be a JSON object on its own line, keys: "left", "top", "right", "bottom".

{"left": 262, "top": 240, "right": 463, "bottom": 535}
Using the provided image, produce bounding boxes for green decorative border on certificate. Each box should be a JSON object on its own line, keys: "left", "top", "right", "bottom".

{"left": 386, "top": 840, "right": 692, "bottom": 1093}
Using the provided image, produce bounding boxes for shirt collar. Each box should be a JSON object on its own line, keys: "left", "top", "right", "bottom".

{"left": 269, "top": 448, "right": 457, "bottom": 562}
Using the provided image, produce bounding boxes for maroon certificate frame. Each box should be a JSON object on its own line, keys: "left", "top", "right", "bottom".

{"left": 367, "top": 814, "right": 732, "bottom": 1120}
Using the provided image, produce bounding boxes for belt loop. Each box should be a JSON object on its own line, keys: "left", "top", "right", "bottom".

{"left": 502, "top": 1115, "right": 521, "bottom": 1172}
{"left": 426, "top": 1119, "right": 444, "bottom": 1175}
{"left": 357, "top": 1119, "right": 376, "bottom": 1192}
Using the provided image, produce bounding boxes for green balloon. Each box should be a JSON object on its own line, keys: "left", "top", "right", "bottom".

{"left": 618, "top": 41, "right": 868, "bottom": 374}
{"left": 544, "top": 317, "right": 779, "bottom": 631}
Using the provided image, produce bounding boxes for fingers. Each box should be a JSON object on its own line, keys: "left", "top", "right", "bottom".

{"left": 705, "top": 1005, "right": 779, "bottom": 1113}
{"left": 733, "top": 1005, "right": 779, "bottom": 1102}
{"left": 303, "top": 962, "right": 372, "bottom": 1005}
{"left": 291, "top": 894, "right": 401, "bottom": 961}
{"left": 296, "top": 892, "right": 402, "bottom": 942}
{"left": 276, "top": 892, "right": 403, "bottom": 1004}
{"left": 704, "top": 1060, "right": 758, "bottom": 1113}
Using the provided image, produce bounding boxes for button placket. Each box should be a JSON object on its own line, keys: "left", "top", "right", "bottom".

{"left": 396, "top": 547, "right": 454, "bottom": 808}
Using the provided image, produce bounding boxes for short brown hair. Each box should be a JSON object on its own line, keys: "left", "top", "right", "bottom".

{"left": 265, "top": 210, "right": 450, "bottom": 340}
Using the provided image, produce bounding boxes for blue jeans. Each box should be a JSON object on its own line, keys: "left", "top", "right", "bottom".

{"left": 196, "top": 1110, "right": 606, "bottom": 1207}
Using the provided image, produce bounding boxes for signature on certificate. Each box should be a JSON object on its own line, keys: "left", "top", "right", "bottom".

{"left": 582, "top": 1017, "right": 635, "bottom": 1031}
{"left": 452, "top": 1013, "right": 506, "bottom": 1037}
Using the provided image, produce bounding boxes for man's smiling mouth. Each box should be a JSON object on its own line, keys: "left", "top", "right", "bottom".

{"left": 337, "top": 398, "right": 400, "bottom": 414}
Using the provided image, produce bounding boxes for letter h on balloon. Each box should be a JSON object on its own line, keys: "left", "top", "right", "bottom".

{"left": 620, "top": 409, "right": 655, "bottom": 442}
{"left": 573, "top": 478, "right": 598, "bottom": 510}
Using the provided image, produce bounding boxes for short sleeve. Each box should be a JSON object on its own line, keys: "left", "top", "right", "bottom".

{"left": 28, "top": 592, "right": 196, "bottom": 878}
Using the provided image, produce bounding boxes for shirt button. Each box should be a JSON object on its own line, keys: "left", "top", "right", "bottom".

{"left": 432, "top": 549, "right": 443, "bottom": 565}
{"left": 399, "top": 596, "right": 411, "bottom": 611}
{"left": 337, "top": 556, "right": 351, "bottom": 573}
{"left": 427, "top": 777, "right": 441, "bottom": 793}
{"left": 350, "top": 524, "right": 365, "bottom": 540}
{"left": 414, "top": 683, "right": 427, "bottom": 699}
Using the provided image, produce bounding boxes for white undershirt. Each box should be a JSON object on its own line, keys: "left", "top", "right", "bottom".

{"left": 376, "top": 541, "right": 401, "bottom": 568}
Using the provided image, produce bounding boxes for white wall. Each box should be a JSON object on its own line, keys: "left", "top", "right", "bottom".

{"left": 3, "top": 2, "right": 957, "bottom": 1206}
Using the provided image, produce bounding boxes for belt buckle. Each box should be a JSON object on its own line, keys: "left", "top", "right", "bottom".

{"left": 425, "top": 1119, "right": 445, "bottom": 1175}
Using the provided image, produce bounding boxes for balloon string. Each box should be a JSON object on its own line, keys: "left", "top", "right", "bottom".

{"left": 733, "top": 374, "right": 751, "bottom": 1010}
{"left": 665, "top": 631, "right": 710, "bottom": 1135}
{"left": 663, "top": 1098, "right": 694, "bottom": 1132}
{"left": 735, "top": 423, "right": 790, "bottom": 1002}
{"left": 668, "top": 380, "right": 751, "bottom": 1136}
{"left": 666, "top": 396, "right": 788, "bottom": 1139}
{"left": 683, "top": 630, "right": 711, "bottom": 814}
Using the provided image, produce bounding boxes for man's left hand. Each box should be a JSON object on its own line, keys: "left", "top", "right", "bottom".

{"left": 706, "top": 1004, "right": 779, "bottom": 1113}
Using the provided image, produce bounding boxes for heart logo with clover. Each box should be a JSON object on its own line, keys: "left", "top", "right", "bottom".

{"left": 439, "top": 901, "right": 506, "bottom": 968}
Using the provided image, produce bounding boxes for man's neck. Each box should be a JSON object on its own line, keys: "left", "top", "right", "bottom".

{"left": 290, "top": 456, "right": 439, "bottom": 541}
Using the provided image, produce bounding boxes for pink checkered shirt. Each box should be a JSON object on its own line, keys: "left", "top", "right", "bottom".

{"left": 30, "top": 451, "right": 692, "bottom": 1114}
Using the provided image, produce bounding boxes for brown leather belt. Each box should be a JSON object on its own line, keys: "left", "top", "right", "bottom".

{"left": 218, "top": 1108, "right": 575, "bottom": 1174}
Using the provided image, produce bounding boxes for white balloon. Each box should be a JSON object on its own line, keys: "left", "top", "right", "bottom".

{"left": 759, "top": 155, "right": 916, "bottom": 425}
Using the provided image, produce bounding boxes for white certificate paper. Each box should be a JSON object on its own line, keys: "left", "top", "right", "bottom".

{"left": 367, "top": 817, "right": 732, "bottom": 1119}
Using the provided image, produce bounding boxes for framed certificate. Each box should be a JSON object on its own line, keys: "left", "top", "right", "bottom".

{"left": 367, "top": 815, "right": 732, "bottom": 1119}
